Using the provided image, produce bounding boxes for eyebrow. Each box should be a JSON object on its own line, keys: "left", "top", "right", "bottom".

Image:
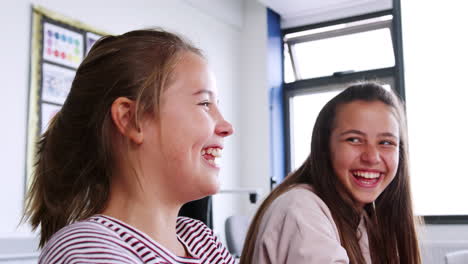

{"left": 192, "top": 90, "right": 214, "bottom": 97}
{"left": 339, "top": 129, "right": 398, "bottom": 138}
{"left": 192, "top": 89, "right": 221, "bottom": 104}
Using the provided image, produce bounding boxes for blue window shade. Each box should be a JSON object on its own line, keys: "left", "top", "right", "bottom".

{"left": 267, "top": 8, "right": 285, "bottom": 187}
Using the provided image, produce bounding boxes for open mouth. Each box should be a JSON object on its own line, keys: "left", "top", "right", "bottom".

{"left": 351, "top": 170, "right": 383, "bottom": 187}
{"left": 201, "top": 147, "right": 222, "bottom": 168}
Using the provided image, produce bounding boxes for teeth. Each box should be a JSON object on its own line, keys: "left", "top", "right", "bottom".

{"left": 206, "top": 158, "right": 219, "bottom": 166}
{"left": 202, "top": 147, "right": 222, "bottom": 158}
{"left": 353, "top": 171, "right": 380, "bottom": 179}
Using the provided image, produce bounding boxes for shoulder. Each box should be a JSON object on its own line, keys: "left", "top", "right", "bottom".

{"left": 39, "top": 217, "right": 139, "bottom": 264}
{"left": 177, "top": 217, "right": 235, "bottom": 264}
{"left": 176, "top": 216, "right": 213, "bottom": 235}
{"left": 259, "top": 184, "right": 338, "bottom": 238}
{"left": 176, "top": 216, "right": 217, "bottom": 248}
{"left": 176, "top": 216, "right": 216, "bottom": 246}
{"left": 252, "top": 184, "right": 348, "bottom": 263}
{"left": 267, "top": 184, "right": 331, "bottom": 217}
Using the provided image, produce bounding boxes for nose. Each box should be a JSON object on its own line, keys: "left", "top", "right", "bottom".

{"left": 213, "top": 104, "right": 234, "bottom": 137}
{"left": 215, "top": 117, "right": 234, "bottom": 137}
{"left": 361, "top": 144, "right": 381, "bottom": 165}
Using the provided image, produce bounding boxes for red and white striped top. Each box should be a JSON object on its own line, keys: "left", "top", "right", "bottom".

{"left": 39, "top": 215, "right": 235, "bottom": 264}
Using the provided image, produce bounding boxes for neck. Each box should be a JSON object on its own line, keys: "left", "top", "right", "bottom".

{"left": 102, "top": 174, "right": 187, "bottom": 257}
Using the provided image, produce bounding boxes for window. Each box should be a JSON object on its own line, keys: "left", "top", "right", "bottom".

{"left": 284, "top": 14, "right": 395, "bottom": 82}
{"left": 283, "top": 11, "right": 400, "bottom": 173}
{"left": 402, "top": 1, "right": 468, "bottom": 220}
{"left": 290, "top": 89, "right": 342, "bottom": 169}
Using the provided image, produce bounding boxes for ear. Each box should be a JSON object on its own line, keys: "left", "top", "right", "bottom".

{"left": 110, "top": 97, "right": 144, "bottom": 144}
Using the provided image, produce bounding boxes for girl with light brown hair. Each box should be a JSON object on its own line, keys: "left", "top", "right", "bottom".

{"left": 24, "top": 29, "right": 235, "bottom": 264}
{"left": 241, "top": 83, "right": 421, "bottom": 264}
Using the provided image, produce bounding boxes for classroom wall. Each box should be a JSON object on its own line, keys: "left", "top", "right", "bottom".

{"left": 0, "top": 0, "right": 270, "bottom": 248}
{"left": 237, "top": 0, "right": 270, "bottom": 214}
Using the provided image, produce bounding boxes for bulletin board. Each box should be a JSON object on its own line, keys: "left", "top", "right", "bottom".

{"left": 26, "top": 6, "right": 108, "bottom": 187}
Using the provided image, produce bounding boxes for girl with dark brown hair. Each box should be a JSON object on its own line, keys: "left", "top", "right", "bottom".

{"left": 240, "top": 83, "right": 421, "bottom": 264}
{"left": 24, "top": 29, "right": 235, "bottom": 264}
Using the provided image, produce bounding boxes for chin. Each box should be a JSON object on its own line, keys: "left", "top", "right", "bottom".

{"left": 203, "top": 182, "right": 221, "bottom": 196}
{"left": 191, "top": 179, "right": 220, "bottom": 199}
{"left": 355, "top": 195, "right": 378, "bottom": 207}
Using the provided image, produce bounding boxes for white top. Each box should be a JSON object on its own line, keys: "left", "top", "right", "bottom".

{"left": 252, "top": 184, "right": 371, "bottom": 264}
{"left": 39, "top": 215, "right": 235, "bottom": 264}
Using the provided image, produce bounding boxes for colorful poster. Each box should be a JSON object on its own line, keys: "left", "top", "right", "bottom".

{"left": 27, "top": 6, "right": 108, "bottom": 189}
{"left": 86, "top": 32, "right": 102, "bottom": 55}
{"left": 41, "top": 103, "right": 61, "bottom": 134}
{"left": 43, "top": 22, "right": 84, "bottom": 68}
{"left": 42, "top": 63, "right": 75, "bottom": 105}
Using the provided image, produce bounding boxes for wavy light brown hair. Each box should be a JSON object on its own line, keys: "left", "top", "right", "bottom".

{"left": 241, "top": 82, "right": 422, "bottom": 264}
{"left": 23, "top": 29, "right": 202, "bottom": 247}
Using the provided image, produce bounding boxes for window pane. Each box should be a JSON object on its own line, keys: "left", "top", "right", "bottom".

{"left": 290, "top": 89, "right": 342, "bottom": 170}
{"left": 402, "top": 1, "right": 468, "bottom": 216}
{"left": 284, "top": 44, "right": 295, "bottom": 83}
{"left": 293, "top": 28, "right": 395, "bottom": 79}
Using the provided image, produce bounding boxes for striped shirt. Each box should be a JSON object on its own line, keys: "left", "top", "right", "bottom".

{"left": 39, "top": 215, "right": 235, "bottom": 264}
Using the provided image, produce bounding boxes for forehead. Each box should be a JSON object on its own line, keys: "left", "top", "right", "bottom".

{"left": 162, "top": 52, "right": 216, "bottom": 95}
{"left": 333, "top": 100, "right": 399, "bottom": 134}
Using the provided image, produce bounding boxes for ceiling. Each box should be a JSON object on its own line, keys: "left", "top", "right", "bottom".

{"left": 257, "top": 0, "right": 392, "bottom": 28}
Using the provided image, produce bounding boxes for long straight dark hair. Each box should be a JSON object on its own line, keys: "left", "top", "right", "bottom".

{"left": 241, "top": 82, "right": 422, "bottom": 264}
{"left": 23, "top": 29, "right": 202, "bottom": 248}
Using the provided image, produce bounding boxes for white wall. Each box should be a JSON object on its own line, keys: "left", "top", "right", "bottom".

{"left": 237, "top": 0, "right": 270, "bottom": 215}
{"left": 0, "top": 0, "right": 270, "bottom": 251}
{"left": 1, "top": 0, "right": 32, "bottom": 237}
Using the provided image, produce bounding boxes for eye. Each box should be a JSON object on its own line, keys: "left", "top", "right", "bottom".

{"left": 346, "top": 137, "right": 361, "bottom": 144}
{"left": 380, "top": 140, "right": 397, "bottom": 147}
{"left": 198, "top": 101, "right": 212, "bottom": 109}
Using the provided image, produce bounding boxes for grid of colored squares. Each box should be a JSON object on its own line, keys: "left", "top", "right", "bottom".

{"left": 45, "top": 29, "right": 81, "bottom": 63}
